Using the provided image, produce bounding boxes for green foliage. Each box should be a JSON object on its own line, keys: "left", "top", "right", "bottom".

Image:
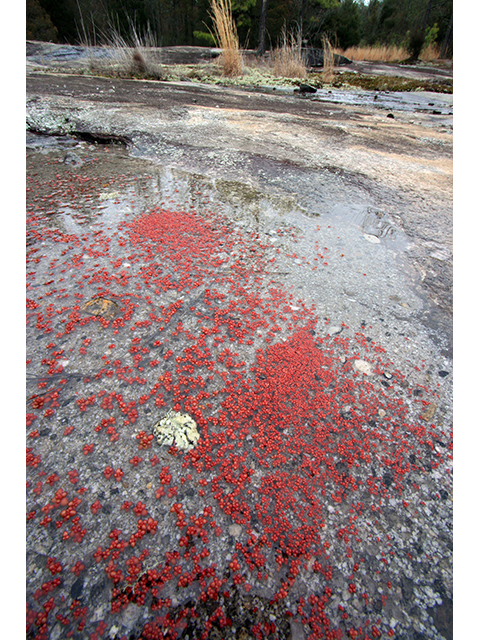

{"left": 360, "top": 0, "right": 381, "bottom": 46}
{"left": 27, "top": 0, "right": 58, "bottom": 42}
{"left": 407, "top": 27, "right": 425, "bottom": 59}
{"left": 212, "top": 0, "right": 256, "bottom": 47}
{"left": 38, "top": 0, "right": 77, "bottom": 43}
{"left": 193, "top": 30, "right": 216, "bottom": 46}
{"left": 371, "top": 0, "right": 451, "bottom": 49}
{"left": 327, "top": 0, "right": 361, "bottom": 49}
{"left": 424, "top": 22, "right": 438, "bottom": 47}
{"left": 376, "top": 0, "right": 415, "bottom": 44}
{"left": 31, "top": 0, "right": 452, "bottom": 59}
{"left": 231, "top": 0, "right": 257, "bottom": 29}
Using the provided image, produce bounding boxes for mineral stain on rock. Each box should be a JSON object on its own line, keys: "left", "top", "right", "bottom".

{"left": 420, "top": 402, "right": 437, "bottom": 421}
{"left": 81, "top": 297, "right": 120, "bottom": 319}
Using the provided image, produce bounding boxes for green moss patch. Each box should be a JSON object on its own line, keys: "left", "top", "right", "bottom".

{"left": 308, "top": 72, "right": 452, "bottom": 94}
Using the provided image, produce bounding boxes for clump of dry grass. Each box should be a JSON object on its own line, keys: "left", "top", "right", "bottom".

{"left": 419, "top": 43, "right": 441, "bottom": 61}
{"left": 337, "top": 45, "right": 407, "bottom": 62}
{"left": 335, "top": 43, "right": 441, "bottom": 63}
{"left": 84, "top": 16, "right": 164, "bottom": 80}
{"left": 106, "top": 20, "right": 163, "bottom": 77}
{"left": 88, "top": 45, "right": 164, "bottom": 80}
{"left": 271, "top": 28, "right": 307, "bottom": 79}
{"left": 209, "top": 0, "right": 243, "bottom": 77}
{"left": 322, "top": 35, "right": 335, "bottom": 82}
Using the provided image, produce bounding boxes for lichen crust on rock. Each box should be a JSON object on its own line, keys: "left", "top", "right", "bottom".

{"left": 152, "top": 409, "right": 200, "bottom": 451}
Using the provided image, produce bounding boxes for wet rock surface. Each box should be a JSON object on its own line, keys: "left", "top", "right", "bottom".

{"left": 26, "top": 66, "right": 453, "bottom": 347}
{"left": 26, "top": 45, "right": 452, "bottom": 640}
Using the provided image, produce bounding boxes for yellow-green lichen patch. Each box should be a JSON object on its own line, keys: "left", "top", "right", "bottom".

{"left": 152, "top": 410, "right": 200, "bottom": 451}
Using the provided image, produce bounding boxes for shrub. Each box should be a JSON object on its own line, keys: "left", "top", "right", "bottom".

{"left": 194, "top": 30, "right": 216, "bottom": 46}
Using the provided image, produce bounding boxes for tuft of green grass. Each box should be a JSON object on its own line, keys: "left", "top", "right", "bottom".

{"left": 308, "top": 71, "right": 453, "bottom": 93}
{"left": 209, "top": 0, "right": 243, "bottom": 77}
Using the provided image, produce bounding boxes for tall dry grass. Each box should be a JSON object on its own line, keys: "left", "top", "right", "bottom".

{"left": 209, "top": 0, "right": 243, "bottom": 77}
{"left": 335, "top": 44, "right": 441, "bottom": 63}
{"left": 337, "top": 45, "right": 406, "bottom": 62}
{"left": 322, "top": 35, "right": 335, "bottom": 82}
{"left": 419, "top": 43, "right": 441, "bottom": 61}
{"left": 271, "top": 27, "right": 307, "bottom": 78}
{"left": 82, "top": 15, "right": 164, "bottom": 79}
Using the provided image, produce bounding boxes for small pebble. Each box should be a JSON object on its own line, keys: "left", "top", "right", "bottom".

{"left": 354, "top": 359, "right": 374, "bottom": 376}
{"left": 327, "top": 325, "right": 342, "bottom": 336}
{"left": 63, "top": 151, "right": 83, "bottom": 166}
{"left": 228, "top": 524, "right": 242, "bottom": 537}
{"left": 363, "top": 233, "right": 380, "bottom": 243}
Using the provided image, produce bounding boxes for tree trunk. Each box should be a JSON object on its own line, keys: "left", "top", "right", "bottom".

{"left": 408, "top": 0, "right": 434, "bottom": 61}
{"left": 421, "top": 0, "right": 434, "bottom": 34}
{"left": 257, "top": 0, "right": 269, "bottom": 56}
{"left": 299, "top": 0, "right": 307, "bottom": 45}
{"left": 440, "top": 14, "right": 453, "bottom": 58}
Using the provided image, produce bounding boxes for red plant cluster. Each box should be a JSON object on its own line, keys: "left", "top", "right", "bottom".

{"left": 26, "top": 158, "right": 451, "bottom": 640}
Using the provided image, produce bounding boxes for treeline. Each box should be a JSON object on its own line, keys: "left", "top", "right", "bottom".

{"left": 27, "top": 0, "right": 453, "bottom": 57}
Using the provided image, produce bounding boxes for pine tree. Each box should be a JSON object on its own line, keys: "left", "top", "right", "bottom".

{"left": 26, "top": 0, "right": 59, "bottom": 42}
